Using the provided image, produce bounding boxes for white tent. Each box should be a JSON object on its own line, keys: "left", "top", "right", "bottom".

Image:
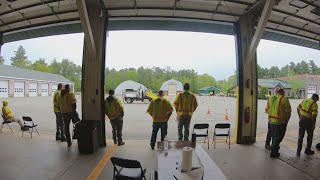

{"left": 115, "top": 80, "right": 147, "bottom": 96}
{"left": 160, "top": 79, "right": 183, "bottom": 95}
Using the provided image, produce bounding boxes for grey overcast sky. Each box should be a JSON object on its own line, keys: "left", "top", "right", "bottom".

{"left": 2, "top": 31, "right": 320, "bottom": 80}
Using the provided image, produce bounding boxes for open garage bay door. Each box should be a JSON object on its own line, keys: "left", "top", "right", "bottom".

{"left": 41, "top": 84, "right": 49, "bottom": 96}
{"left": 307, "top": 86, "right": 317, "bottom": 98}
{"left": 14, "top": 82, "right": 25, "bottom": 97}
{"left": 29, "top": 82, "right": 38, "bottom": 97}
{"left": 0, "top": 80, "right": 9, "bottom": 98}
{"left": 168, "top": 85, "right": 177, "bottom": 96}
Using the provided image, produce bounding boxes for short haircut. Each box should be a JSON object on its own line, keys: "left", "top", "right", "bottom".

{"left": 183, "top": 83, "right": 190, "bottom": 91}
{"left": 158, "top": 90, "right": 164, "bottom": 95}
{"left": 109, "top": 89, "right": 115, "bottom": 95}
{"left": 276, "top": 88, "right": 285, "bottom": 95}
{"left": 312, "top": 94, "right": 319, "bottom": 100}
{"left": 65, "top": 84, "right": 70, "bottom": 90}
{"left": 58, "top": 83, "right": 63, "bottom": 89}
{"left": 2, "top": 100, "right": 8, "bottom": 105}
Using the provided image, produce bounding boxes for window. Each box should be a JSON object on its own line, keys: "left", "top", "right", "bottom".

{"left": 14, "top": 88, "right": 23, "bottom": 92}
{"left": 29, "top": 89, "right": 37, "bottom": 93}
{"left": 42, "top": 89, "right": 48, "bottom": 92}
{"left": 0, "top": 88, "right": 8, "bottom": 92}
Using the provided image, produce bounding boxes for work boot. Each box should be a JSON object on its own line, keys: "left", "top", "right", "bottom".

{"left": 118, "top": 142, "right": 125, "bottom": 146}
{"left": 21, "top": 126, "right": 29, "bottom": 131}
{"left": 270, "top": 152, "right": 280, "bottom": 158}
{"left": 60, "top": 136, "right": 66, "bottom": 142}
{"left": 296, "top": 151, "right": 301, "bottom": 156}
{"left": 150, "top": 143, "right": 155, "bottom": 150}
{"left": 67, "top": 141, "right": 72, "bottom": 147}
{"left": 113, "top": 139, "right": 117, "bottom": 145}
{"left": 265, "top": 144, "right": 271, "bottom": 150}
{"left": 305, "top": 149, "right": 315, "bottom": 155}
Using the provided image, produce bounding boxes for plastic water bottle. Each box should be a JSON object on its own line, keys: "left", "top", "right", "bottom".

{"left": 164, "top": 136, "right": 169, "bottom": 152}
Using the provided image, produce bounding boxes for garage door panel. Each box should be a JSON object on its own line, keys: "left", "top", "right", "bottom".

{"left": 42, "top": 84, "right": 48, "bottom": 96}
{"left": 168, "top": 85, "right": 177, "bottom": 96}
{"left": 14, "top": 82, "right": 25, "bottom": 97}
{"left": 307, "top": 85, "right": 316, "bottom": 98}
{"left": 29, "top": 82, "right": 38, "bottom": 97}
{"left": 0, "top": 80, "right": 9, "bottom": 98}
{"left": 52, "top": 84, "right": 58, "bottom": 93}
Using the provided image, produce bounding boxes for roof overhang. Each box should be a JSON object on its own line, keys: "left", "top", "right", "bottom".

{"left": 0, "top": 0, "right": 319, "bottom": 50}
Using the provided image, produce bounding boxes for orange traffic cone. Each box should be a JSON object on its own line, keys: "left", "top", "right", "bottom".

{"left": 207, "top": 106, "right": 211, "bottom": 114}
{"left": 224, "top": 109, "right": 229, "bottom": 120}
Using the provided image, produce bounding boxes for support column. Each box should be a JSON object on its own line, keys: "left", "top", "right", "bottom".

{"left": 235, "top": 0, "right": 275, "bottom": 144}
{"left": 77, "top": 0, "right": 107, "bottom": 147}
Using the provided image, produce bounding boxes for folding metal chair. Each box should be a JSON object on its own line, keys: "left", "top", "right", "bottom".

{"left": 22, "top": 116, "right": 39, "bottom": 138}
{"left": 1, "top": 114, "right": 13, "bottom": 133}
{"left": 193, "top": 123, "right": 210, "bottom": 149}
{"left": 212, "top": 123, "right": 230, "bottom": 149}
{"left": 111, "top": 157, "right": 146, "bottom": 180}
{"left": 72, "top": 121, "right": 81, "bottom": 142}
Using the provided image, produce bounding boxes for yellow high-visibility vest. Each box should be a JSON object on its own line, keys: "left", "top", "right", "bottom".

{"left": 299, "top": 98, "right": 318, "bottom": 119}
{"left": 2, "top": 106, "right": 13, "bottom": 120}
{"left": 147, "top": 97, "right": 173, "bottom": 122}
{"left": 53, "top": 90, "right": 61, "bottom": 112}
{"left": 105, "top": 97, "right": 123, "bottom": 120}
{"left": 60, "top": 92, "right": 77, "bottom": 113}
{"left": 174, "top": 91, "right": 198, "bottom": 116}
{"left": 265, "top": 95, "right": 291, "bottom": 125}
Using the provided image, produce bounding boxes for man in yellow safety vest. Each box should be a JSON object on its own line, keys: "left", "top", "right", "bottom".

{"left": 297, "top": 94, "right": 319, "bottom": 156}
{"left": 265, "top": 89, "right": 291, "bottom": 158}
{"left": 53, "top": 83, "right": 66, "bottom": 141}
{"left": 2, "top": 100, "right": 28, "bottom": 131}
{"left": 174, "top": 83, "right": 198, "bottom": 141}
{"left": 147, "top": 90, "right": 173, "bottom": 150}
{"left": 60, "top": 84, "right": 80, "bottom": 147}
{"left": 105, "top": 89, "right": 125, "bottom": 146}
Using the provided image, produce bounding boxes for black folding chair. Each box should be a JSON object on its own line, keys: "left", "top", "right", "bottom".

{"left": 111, "top": 157, "right": 146, "bottom": 180}
{"left": 1, "top": 114, "right": 13, "bottom": 133}
{"left": 150, "top": 170, "right": 158, "bottom": 180}
{"left": 72, "top": 121, "right": 81, "bottom": 142}
{"left": 22, "top": 116, "right": 39, "bottom": 138}
{"left": 212, "top": 123, "right": 230, "bottom": 149}
{"left": 193, "top": 123, "right": 210, "bottom": 149}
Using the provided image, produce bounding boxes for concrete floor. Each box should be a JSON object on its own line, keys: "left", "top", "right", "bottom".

{"left": 1, "top": 96, "right": 320, "bottom": 179}
{"left": 1, "top": 129, "right": 320, "bottom": 180}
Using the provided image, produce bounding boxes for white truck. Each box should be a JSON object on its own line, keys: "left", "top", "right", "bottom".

{"left": 123, "top": 88, "right": 152, "bottom": 103}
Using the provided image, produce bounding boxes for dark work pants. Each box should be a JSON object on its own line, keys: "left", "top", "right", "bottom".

{"left": 297, "top": 118, "right": 315, "bottom": 152}
{"left": 110, "top": 116, "right": 123, "bottom": 143}
{"left": 266, "top": 122, "right": 272, "bottom": 146}
{"left": 177, "top": 115, "right": 192, "bottom": 141}
{"left": 271, "top": 123, "right": 287, "bottom": 155}
{"left": 55, "top": 112, "right": 65, "bottom": 138}
{"left": 63, "top": 112, "right": 81, "bottom": 143}
{"left": 150, "top": 122, "right": 168, "bottom": 147}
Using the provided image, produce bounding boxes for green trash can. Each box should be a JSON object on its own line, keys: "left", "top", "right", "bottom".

{"left": 77, "top": 120, "right": 99, "bottom": 154}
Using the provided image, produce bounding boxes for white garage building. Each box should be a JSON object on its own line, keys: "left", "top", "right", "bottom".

{"left": 160, "top": 79, "right": 183, "bottom": 96}
{"left": 0, "top": 65, "right": 74, "bottom": 98}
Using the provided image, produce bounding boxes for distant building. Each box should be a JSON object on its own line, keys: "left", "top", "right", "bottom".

{"left": 198, "top": 86, "right": 220, "bottom": 95}
{"left": 114, "top": 80, "right": 147, "bottom": 96}
{"left": 0, "top": 65, "right": 74, "bottom": 98}
{"left": 160, "top": 79, "right": 183, "bottom": 96}
{"left": 258, "top": 79, "right": 292, "bottom": 97}
{"left": 276, "top": 74, "right": 320, "bottom": 98}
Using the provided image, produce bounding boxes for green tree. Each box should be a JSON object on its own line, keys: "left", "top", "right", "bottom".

{"left": 48, "top": 58, "right": 62, "bottom": 74}
{"left": 309, "top": 60, "right": 319, "bottom": 74}
{"left": 0, "top": 56, "right": 4, "bottom": 65}
{"left": 10, "top": 45, "right": 31, "bottom": 68}
{"left": 288, "top": 70, "right": 304, "bottom": 96}
{"left": 31, "top": 58, "right": 51, "bottom": 72}
{"left": 259, "top": 87, "right": 268, "bottom": 99}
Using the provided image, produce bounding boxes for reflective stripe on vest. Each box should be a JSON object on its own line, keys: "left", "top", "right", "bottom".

{"left": 176, "top": 92, "right": 195, "bottom": 115}
{"left": 268, "top": 95, "right": 285, "bottom": 124}
{"left": 152, "top": 98, "right": 169, "bottom": 121}
{"left": 300, "top": 99, "right": 316, "bottom": 119}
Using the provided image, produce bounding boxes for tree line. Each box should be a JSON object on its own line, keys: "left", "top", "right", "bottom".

{"left": 258, "top": 60, "right": 320, "bottom": 79}
{"left": 0, "top": 45, "right": 82, "bottom": 91}
{"left": 105, "top": 67, "right": 222, "bottom": 93}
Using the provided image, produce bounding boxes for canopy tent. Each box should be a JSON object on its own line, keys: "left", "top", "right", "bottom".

{"left": 114, "top": 80, "right": 147, "bottom": 96}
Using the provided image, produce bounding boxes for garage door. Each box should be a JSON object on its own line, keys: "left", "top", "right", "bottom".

{"left": 52, "top": 84, "right": 58, "bottom": 93}
{"left": 29, "top": 82, "right": 38, "bottom": 97}
{"left": 14, "top": 82, "right": 25, "bottom": 97}
{"left": 168, "top": 84, "right": 177, "bottom": 96}
{"left": 0, "top": 80, "right": 9, "bottom": 98}
{"left": 41, "top": 84, "right": 49, "bottom": 96}
{"left": 307, "top": 86, "right": 317, "bottom": 98}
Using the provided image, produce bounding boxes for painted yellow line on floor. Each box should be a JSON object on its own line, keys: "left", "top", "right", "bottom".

{"left": 87, "top": 144, "right": 118, "bottom": 180}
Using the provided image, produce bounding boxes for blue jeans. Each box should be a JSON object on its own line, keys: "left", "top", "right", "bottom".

{"left": 150, "top": 122, "right": 168, "bottom": 147}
